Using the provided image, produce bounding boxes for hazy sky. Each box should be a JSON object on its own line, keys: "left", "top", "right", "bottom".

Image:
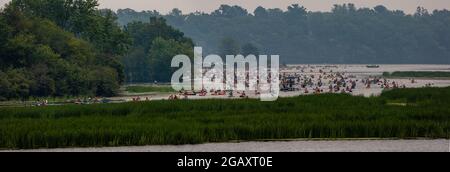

{"left": 1, "top": 0, "right": 449, "bottom": 14}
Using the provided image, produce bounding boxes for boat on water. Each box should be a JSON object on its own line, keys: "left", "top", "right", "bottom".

{"left": 366, "top": 65, "right": 380, "bottom": 68}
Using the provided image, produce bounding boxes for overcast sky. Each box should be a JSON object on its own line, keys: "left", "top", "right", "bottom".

{"left": 1, "top": 0, "right": 449, "bottom": 14}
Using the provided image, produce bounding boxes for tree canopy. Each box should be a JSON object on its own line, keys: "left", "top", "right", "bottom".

{"left": 117, "top": 4, "right": 450, "bottom": 64}
{"left": 123, "top": 17, "right": 194, "bottom": 83}
{"left": 0, "top": 0, "right": 130, "bottom": 100}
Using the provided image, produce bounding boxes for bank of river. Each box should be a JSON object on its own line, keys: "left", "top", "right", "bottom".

{"left": 4, "top": 140, "right": 449, "bottom": 152}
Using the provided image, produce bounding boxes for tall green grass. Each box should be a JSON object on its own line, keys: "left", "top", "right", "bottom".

{"left": 383, "top": 71, "right": 450, "bottom": 78}
{"left": 1, "top": 87, "right": 450, "bottom": 149}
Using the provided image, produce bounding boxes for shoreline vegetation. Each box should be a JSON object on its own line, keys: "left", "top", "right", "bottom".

{"left": 0, "top": 87, "right": 449, "bottom": 149}
{"left": 383, "top": 71, "right": 450, "bottom": 78}
{"left": 125, "top": 85, "right": 175, "bottom": 93}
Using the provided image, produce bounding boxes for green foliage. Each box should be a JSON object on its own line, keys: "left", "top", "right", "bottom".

{"left": 212, "top": 5, "right": 248, "bottom": 18}
{"left": 88, "top": 67, "right": 120, "bottom": 97}
{"left": 0, "top": 69, "right": 31, "bottom": 100}
{"left": 0, "top": 87, "right": 450, "bottom": 149}
{"left": 0, "top": 0, "right": 131, "bottom": 99}
{"left": 123, "top": 17, "right": 194, "bottom": 83}
{"left": 8, "top": 0, "right": 130, "bottom": 57}
{"left": 219, "top": 37, "right": 240, "bottom": 57}
{"left": 381, "top": 87, "right": 450, "bottom": 105}
{"left": 8, "top": 0, "right": 99, "bottom": 34}
{"left": 383, "top": 71, "right": 450, "bottom": 78}
{"left": 241, "top": 43, "right": 259, "bottom": 56}
{"left": 117, "top": 4, "right": 450, "bottom": 64}
{"left": 126, "top": 85, "right": 175, "bottom": 93}
{"left": 148, "top": 37, "right": 193, "bottom": 82}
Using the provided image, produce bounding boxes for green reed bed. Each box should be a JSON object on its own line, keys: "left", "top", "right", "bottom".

{"left": 1, "top": 87, "right": 450, "bottom": 149}
{"left": 383, "top": 71, "right": 450, "bottom": 78}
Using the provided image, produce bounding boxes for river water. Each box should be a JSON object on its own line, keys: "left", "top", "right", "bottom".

{"left": 4, "top": 140, "right": 449, "bottom": 152}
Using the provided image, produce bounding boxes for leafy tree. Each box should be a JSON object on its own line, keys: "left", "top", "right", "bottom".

{"left": 241, "top": 43, "right": 259, "bottom": 56}
{"left": 374, "top": 5, "right": 389, "bottom": 14}
{"left": 286, "top": 4, "right": 307, "bottom": 19}
{"left": 169, "top": 8, "right": 182, "bottom": 16}
{"left": 0, "top": 71, "right": 12, "bottom": 101}
{"left": 4, "top": 69, "right": 31, "bottom": 100}
{"left": 254, "top": 6, "right": 268, "bottom": 18}
{"left": 0, "top": 1, "right": 130, "bottom": 99}
{"left": 219, "top": 37, "right": 240, "bottom": 57}
{"left": 88, "top": 67, "right": 120, "bottom": 97}
{"left": 29, "top": 63, "right": 56, "bottom": 97}
{"left": 8, "top": 0, "right": 99, "bottom": 35}
{"left": 148, "top": 37, "right": 193, "bottom": 82}
{"left": 212, "top": 5, "right": 248, "bottom": 18}
{"left": 7, "top": 0, "right": 131, "bottom": 83}
{"left": 123, "top": 17, "right": 194, "bottom": 83}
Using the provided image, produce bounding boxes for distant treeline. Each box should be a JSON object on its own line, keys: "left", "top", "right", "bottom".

{"left": 116, "top": 4, "right": 450, "bottom": 64}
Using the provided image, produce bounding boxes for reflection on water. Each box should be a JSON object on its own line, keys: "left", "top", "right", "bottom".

{"left": 5, "top": 140, "right": 450, "bottom": 152}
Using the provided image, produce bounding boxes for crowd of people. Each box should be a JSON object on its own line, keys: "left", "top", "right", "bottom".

{"left": 131, "top": 96, "right": 151, "bottom": 102}
{"left": 161, "top": 66, "right": 426, "bottom": 100}
{"left": 279, "top": 66, "right": 418, "bottom": 96}
{"left": 280, "top": 69, "right": 360, "bottom": 95}
{"left": 34, "top": 97, "right": 107, "bottom": 106}
{"left": 30, "top": 65, "right": 443, "bottom": 105}
{"left": 79, "top": 66, "right": 444, "bottom": 103}
{"left": 35, "top": 99, "right": 49, "bottom": 106}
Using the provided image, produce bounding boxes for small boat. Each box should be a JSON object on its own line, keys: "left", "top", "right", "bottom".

{"left": 366, "top": 65, "right": 380, "bottom": 68}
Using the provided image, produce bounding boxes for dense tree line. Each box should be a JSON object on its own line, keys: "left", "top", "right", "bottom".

{"left": 116, "top": 4, "right": 450, "bottom": 64}
{"left": 123, "top": 17, "right": 194, "bottom": 83}
{"left": 0, "top": 0, "right": 196, "bottom": 100}
{"left": 0, "top": 0, "right": 131, "bottom": 100}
